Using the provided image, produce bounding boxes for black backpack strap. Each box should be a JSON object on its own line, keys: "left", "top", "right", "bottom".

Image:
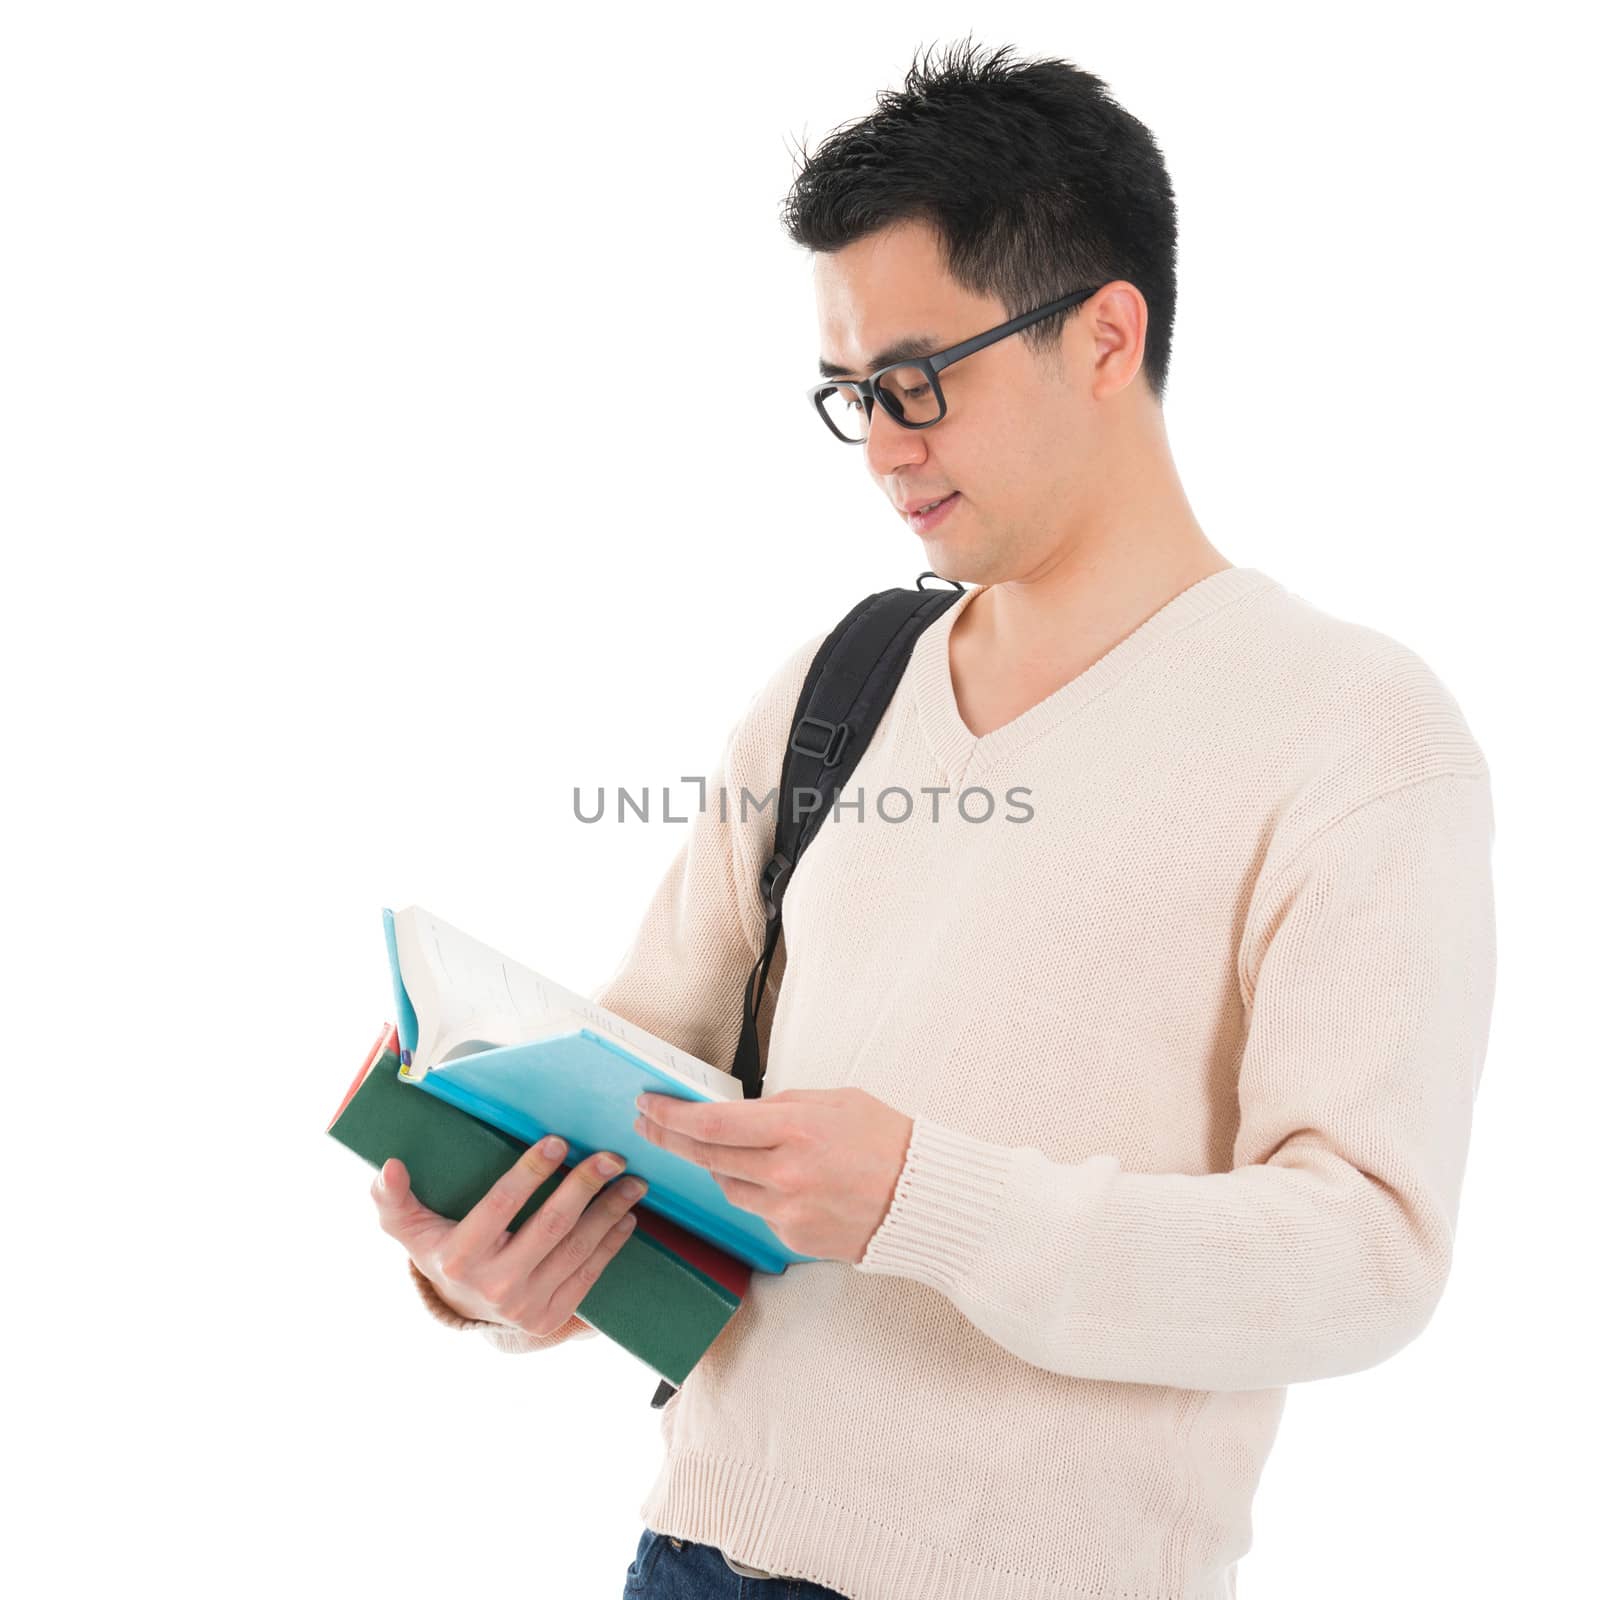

{"left": 730, "top": 571, "right": 966, "bottom": 1100}
{"left": 649, "top": 571, "right": 964, "bottom": 1412}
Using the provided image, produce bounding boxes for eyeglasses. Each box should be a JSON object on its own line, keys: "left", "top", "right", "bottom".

{"left": 808, "top": 283, "right": 1110, "bottom": 444}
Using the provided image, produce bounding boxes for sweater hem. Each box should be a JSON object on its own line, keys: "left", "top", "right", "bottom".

{"left": 640, "top": 1446, "right": 1237, "bottom": 1600}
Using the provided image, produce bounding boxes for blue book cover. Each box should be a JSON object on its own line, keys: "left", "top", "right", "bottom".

{"left": 381, "top": 906, "right": 821, "bottom": 1275}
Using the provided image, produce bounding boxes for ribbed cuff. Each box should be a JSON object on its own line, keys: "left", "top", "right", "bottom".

{"left": 854, "top": 1116, "right": 1018, "bottom": 1292}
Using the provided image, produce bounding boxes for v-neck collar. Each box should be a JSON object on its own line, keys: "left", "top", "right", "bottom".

{"left": 909, "top": 565, "right": 1279, "bottom": 780}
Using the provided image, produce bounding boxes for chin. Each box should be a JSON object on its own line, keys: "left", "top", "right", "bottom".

{"left": 912, "top": 530, "right": 975, "bottom": 581}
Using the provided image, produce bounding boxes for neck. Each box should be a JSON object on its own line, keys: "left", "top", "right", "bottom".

{"left": 948, "top": 409, "right": 1231, "bottom": 671}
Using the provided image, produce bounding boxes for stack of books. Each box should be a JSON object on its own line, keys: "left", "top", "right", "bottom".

{"left": 326, "top": 905, "right": 819, "bottom": 1390}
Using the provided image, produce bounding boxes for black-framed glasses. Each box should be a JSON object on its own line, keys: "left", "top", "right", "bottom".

{"left": 808, "top": 282, "right": 1110, "bottom": 444}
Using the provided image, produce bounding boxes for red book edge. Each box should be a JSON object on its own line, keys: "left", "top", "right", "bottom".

{"left": 632, "top": 1206, "right": 754, "bottom": 1301}
{"left": 327, "top": 1021, "right": 399, "bottom": 1134}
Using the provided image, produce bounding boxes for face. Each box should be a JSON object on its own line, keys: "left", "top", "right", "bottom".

{"left": 813, "top": 218, "right": 1137, "bottom": 584}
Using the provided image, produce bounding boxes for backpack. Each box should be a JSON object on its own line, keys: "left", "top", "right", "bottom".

{"left": 649, "top": 570, "right": 968, "bottom": 1410}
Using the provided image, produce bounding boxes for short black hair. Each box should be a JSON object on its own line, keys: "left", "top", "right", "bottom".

{"left": 781, "top": 36, "right": 1179, "bottom": 403}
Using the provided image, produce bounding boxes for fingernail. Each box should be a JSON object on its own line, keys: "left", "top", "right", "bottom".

{"left": 539, "top": 1136, "right": 565, "bottom": 1160}
{"left": 597, "top": 1154, "right": 623, "bottom": 1177}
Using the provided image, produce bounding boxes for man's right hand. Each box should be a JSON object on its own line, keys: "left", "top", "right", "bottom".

{"left": 371, "top": 1138, "right": 648, "bottom": 1338}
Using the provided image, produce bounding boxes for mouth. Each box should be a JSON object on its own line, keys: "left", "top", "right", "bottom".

{"left": 903, "top": 491, "right": 961, "bottom": 532}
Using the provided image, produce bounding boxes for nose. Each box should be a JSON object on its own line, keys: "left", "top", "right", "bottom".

{"left": 863, "top": 400, "right": 930, "bottom": 478}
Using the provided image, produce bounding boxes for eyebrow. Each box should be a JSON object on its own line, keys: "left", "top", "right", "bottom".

{"left": 817, "top": 334, "right": 945, "bottom": 381}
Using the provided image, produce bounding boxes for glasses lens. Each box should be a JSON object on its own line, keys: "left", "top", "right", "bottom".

{"left": 876, "top": 364, "right": 941, "bottom": 427}
{"left": 818, "top": 384, "right": 871, "bottom": 441}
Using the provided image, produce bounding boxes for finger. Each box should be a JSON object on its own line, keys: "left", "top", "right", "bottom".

{"left": 637, "top": 1093, "right": 792, "bottom": 1144}
{"left": 494, "top": 1149, "right": 642, "bottom": 1278}
{"left": 635, "top": 1113, "right": 782, "bottom": 1187}
{"left": 708, "top": 1169, "right": 769, "bottom": 1215}
{"left": 512, "top": 1177, "right": 649, "bottom": 1336}
{"left": 541, "top": 1207, "right": 641, "bottom": 1336}
{"left": 447, "top": 1136, "right": 573, "bottom": 1260}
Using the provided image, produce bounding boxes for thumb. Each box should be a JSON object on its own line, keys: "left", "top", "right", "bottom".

{"left": 371, "top": 1158, "right": 449, "bottom": 1252}
{"left": 372, "top": 1156, "right": 410, "bottom": 1198}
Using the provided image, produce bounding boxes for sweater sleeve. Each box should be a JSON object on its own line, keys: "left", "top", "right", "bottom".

{"left": 408, "top": 625, "right": 828, "bottom": 1352}
{"left": 856, "top": 769, "right": 1498, "bottom": 1392}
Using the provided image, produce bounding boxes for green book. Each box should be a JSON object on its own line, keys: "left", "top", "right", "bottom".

{"left": 328, "top": 1024, "right": 750, "bottom": 1387}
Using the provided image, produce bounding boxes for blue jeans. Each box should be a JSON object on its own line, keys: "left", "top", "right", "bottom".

{"left": 622, "top": 1525, "right": 850, "bottom": 1598}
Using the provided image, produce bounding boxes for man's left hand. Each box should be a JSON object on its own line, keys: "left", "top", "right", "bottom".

{"left": 633, "top": 1086, "right": 913, "bottom": 1265}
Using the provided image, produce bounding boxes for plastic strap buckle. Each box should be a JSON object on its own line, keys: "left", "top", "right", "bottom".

{"left": 790, "top": 714, "right": 850, "bottom": 768}
{"left": 758, "top": 852, "right": 792, "bottom": 921}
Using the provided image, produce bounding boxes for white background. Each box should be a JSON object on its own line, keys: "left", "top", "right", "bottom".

{"left": 4, "top": 4, "right": 1593, "bottom": 1596}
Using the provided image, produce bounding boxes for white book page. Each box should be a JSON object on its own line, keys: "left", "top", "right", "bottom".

{"left": 393, "top": 904, "right": 745, "bottom": 1099}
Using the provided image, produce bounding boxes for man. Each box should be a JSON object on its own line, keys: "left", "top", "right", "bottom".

{"left": 374, "top": 38, "right": 1496, "bottom": 1599}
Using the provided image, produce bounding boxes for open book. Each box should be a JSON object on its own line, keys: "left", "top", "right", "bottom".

{"left": 383, "top": 904, "right": 818, "bottom": 1273}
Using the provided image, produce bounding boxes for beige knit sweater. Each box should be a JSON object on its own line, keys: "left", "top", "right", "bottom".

{"left": 407, "top": 565, "right": 1496, "bottom": 1600}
